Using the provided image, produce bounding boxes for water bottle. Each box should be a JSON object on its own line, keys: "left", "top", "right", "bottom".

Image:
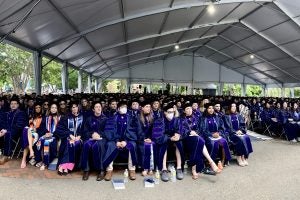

{"left": 154, "top": 169, "right": 160, "bottom": 185}
{"left": 184, "top": 161, "right": 188, "bottom": 175}
{"left": 124, "top": 169, "right": 128, "bottom": 183}
{"left": 171, "top": 166, "right": 176, "bottom": 182}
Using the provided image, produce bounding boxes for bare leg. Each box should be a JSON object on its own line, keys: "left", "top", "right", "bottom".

{"left": 162, "top": 151, "right": 167, "bottom": 170}
{"left": 191, "top": 165, "right": 199, "bottom": 179}
{"left": 202, "top": 145, "right": 221, "bottom": 173}
{"left": 27, "top": 133, "right": 34, "bottom": 158}
{"left": 21, "top": 148, "right": 28, "bottom": 168}
{"left": 175, "top": 146, "right": 182, "bottom": 169}
{"left": 202, "top": 145, "right": 214, "bottom": 163}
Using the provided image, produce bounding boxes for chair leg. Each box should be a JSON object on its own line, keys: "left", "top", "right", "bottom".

{"left": 11, "top": 138, "right": 20, "bottom": 159}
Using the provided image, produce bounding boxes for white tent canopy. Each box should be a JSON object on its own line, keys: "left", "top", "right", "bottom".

{"left": 1, "top": 0, "right": 300, "bottom": 93}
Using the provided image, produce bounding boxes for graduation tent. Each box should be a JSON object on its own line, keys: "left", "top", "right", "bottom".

{"left": 1, "top": 0, "right": 300, "bottom": 94}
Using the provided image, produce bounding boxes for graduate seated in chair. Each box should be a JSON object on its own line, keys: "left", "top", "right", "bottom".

{"left": 103, "top": 101, "right": 138, "bottom": 181}
{"left": 55, "top": 101, "right": 83, "bottom": 176}
{"left": 21, "top": 102, "right": 43, "bottom": 168}
{"left": 200, "top": 103, "right": 232, "bottom": 169}
{"left": 80, "top": 101, "right": 107, "bottom": 181}
{"left": 181, "top": 103, "right": 221, "bottom": 180}
{"left": 224, "top": 103, "right": 253, "bottom": 167}
{"left": 136, "top": 101, "right": 155, "bottom": 176}
{"left": 35, "top": 102, "right": 60, "bottom": 170}
{"left": 152, "top": 103, "right": 189, "bottom": 182}
{"left": 0, "top": 95, "right": 27, "bottom": 165}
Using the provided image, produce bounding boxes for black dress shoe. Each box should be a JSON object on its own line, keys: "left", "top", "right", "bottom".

{"left": 201, "top": 167, "right": 216, "bottom": 176}
{"left": 82, "top": 171, "right": 89, "bottom": 181}
{"left": 96, "top": 171, "right": 104, "bottom": 181}
{"left": 57, "top": 171, "right": 63, "bottom": 176}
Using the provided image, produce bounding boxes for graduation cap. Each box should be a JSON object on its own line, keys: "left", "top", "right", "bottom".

{"left": 49, "top": 101, "right": 59, "bottom": 108}
{"left": 69, "top": 100, "right": 80, "bottom": 107}
{"left": 182, "top": 103, "right": 192, "bottom": 110}
{"left": 117, "top": 101, "right": 128, "bottom": 108}
{"left": 163, "top": 103, "right": 175, "bottom": 112}
{"left": 140, "top": 101, "right": 151, "bottom": 108}
{"left": 204, "top": 102, "right": 215, "bottom": 109}
{"left": 10, "top": 95, "right": 20, "bottom": 103}
{"left": 34, "top": 101, "right": 43, "bottom": 107}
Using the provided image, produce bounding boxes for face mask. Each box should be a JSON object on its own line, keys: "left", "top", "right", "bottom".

{"left": 119, "top": 107, "right": 127, "bottom": 114}
{"left": 166, "top": 113, "right": 174, "bottom": 120}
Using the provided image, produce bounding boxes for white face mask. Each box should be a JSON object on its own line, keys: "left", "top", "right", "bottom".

{"left": 166, "top": 113, "right": 174, "bottom": 120}
{"left": 119, "top": 107, "right": 127, "bottom": 114}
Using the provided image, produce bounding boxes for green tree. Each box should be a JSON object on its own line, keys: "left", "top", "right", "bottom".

{"left": 0, "top": 43, "right": 33, "bottom": 94}
{"left": 42, "top": 57, "right": 62, "bottom": 92}
{"left": 246, "top": 85, "right": 262, "bottom": 97}
{"left": 68, "top": 68, "right": 78, "bottom": 90}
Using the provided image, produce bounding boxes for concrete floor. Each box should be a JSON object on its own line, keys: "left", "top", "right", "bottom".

{"left": 1, "top": 138, "right": 300, "bottom": 200}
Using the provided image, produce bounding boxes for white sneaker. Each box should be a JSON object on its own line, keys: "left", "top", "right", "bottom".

{"left": 291, "top": 139, "right": 297, "bottom": 143}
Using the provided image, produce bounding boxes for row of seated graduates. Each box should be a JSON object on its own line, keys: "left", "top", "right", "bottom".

{"left": 0, "top": 93, "right": 294, "bottom": 180}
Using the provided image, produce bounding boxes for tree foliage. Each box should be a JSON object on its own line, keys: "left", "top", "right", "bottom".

{"left": 0, "top": 43, "right": 33, "bottom": 94}
{"left": 246, "top": 85, "right": 262, "bottom": 97}
{"left": 223, "top": 84, "right": 242, "bottom": 96}
{"left": 42, "top": 57, "right": 62, "bottom": 92}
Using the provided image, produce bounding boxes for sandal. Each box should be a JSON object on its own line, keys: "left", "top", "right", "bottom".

{"left": 209, "top": 161, "right": 222, "bottom": 173}
{"left": 35, "top": 162, "right": 43, "bottom": 168}
{"left": 141, "top": 170, "right": 148, "bottom": 176}
{"left": 40, "top": 164, "right": 46, "bottom": 171}
{"left": 28, "top": 158, "right": 36, "bottom": 166}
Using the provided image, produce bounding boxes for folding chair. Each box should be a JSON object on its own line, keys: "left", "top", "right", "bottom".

{"left": 10, "top": 137, "right": 23, "bottom": 159}
{"left": 262, "top": 122, "right": 273, "bottom": 137}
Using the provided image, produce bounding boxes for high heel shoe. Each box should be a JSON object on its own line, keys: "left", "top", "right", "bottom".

{"left": 57, "top": 170, "right": 63, "bottom": 176}
{"left": 217, "top": 161, "right": 224, "bottom": 170}
{"left": 237, "top": 157, "right": 245, "bottom": 167}
{"left": 209, "top": 161, "right": 222, "bottom": 173}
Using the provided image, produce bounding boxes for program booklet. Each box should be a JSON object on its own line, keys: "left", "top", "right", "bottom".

{"left": 144, "top": 177, "right": 155, "bottom": 188}
{"left": 112, "top": 179, "right": 125, "bottom": 190}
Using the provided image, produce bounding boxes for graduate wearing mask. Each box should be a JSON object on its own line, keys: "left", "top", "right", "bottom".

{"left": 152, "top": 103, "right": 189, "bottom": 182}
{"left": 103, "top": 101, "right": 138, "bottom": 181}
